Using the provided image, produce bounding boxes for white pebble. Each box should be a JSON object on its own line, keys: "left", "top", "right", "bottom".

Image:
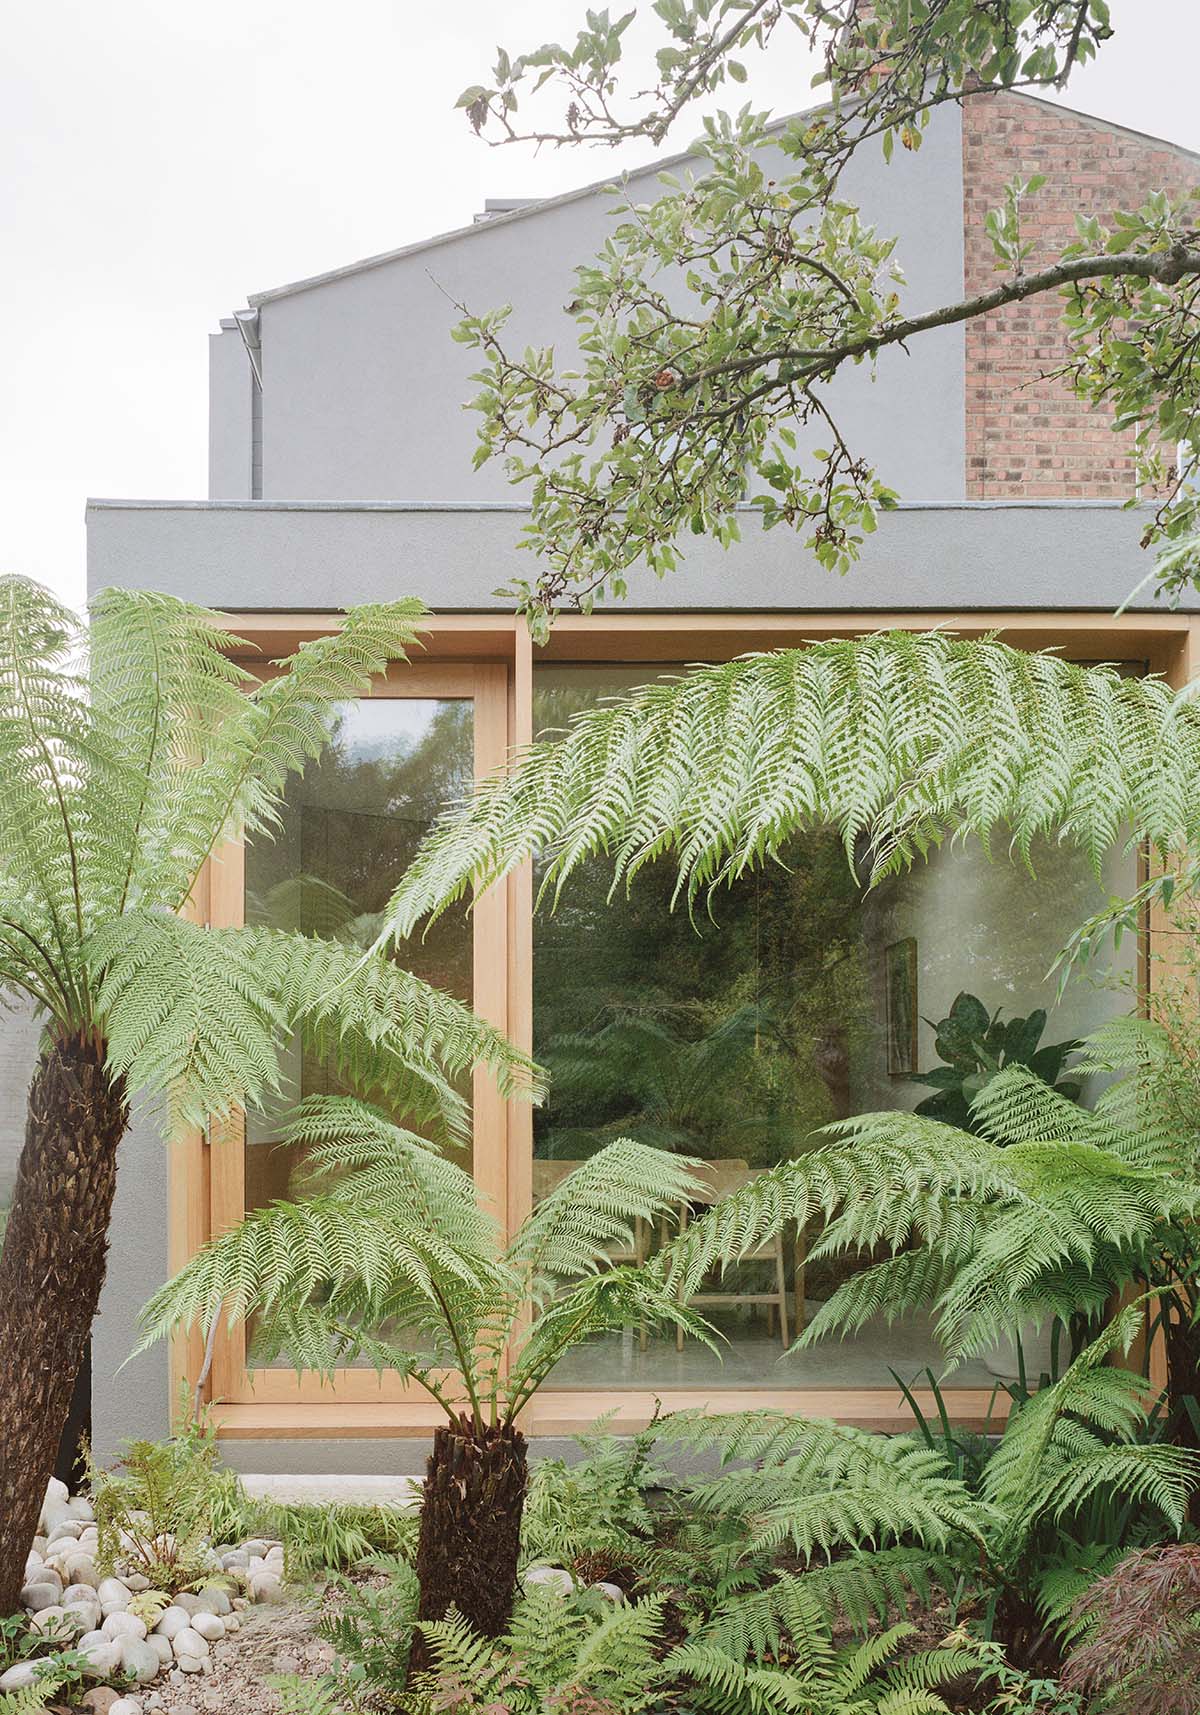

{"left": 31, "top": 1604, "right": 72, "bottom": 1636}
{"left": 0, "top": 1664, "right": 36, "bottom": 1692}
{"left": 590, "top": 1581, "right": 626, "bottom": 1603}
{"left": 189, "top": 1611, "right": 224, "bottom": 1642}
{"left": 153, "top": 1605, "right": 192, "bottom": 1639}
{"left": 62, "top": 1581, "right": 100, "bottom": 1607}
{"left": 62, "top": 1598, "right": 102, "bottom": 1634}
{"left": 119, "top": 1637, "right": 161, "bottom": 1683}
{"left": 172, "top": 1627, "right": 210, "bottom": 1662}
{"left": 77, "top": 1635, "right": 121, "bottom": 1678}
{"left": 102, "top": 1609, "right": 148, "bottom": 1641}
{"left": 523, "top": 1564, "right": 575, "bottom": 1596}
{"left": 148, "top": 1633, "right": 173, "bottom": 1666}
{"left": 98, "top": 1576, "right": 132, "bottom": 1609}
{"left": 109, "top": 1701, "right": 143, "bottom": 1715}
{"left": 193, "top": 1586, "right": 231, "bottom": 1616}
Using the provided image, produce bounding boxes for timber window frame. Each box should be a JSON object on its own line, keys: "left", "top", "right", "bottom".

{"left": 177, "top": 608, "right": 1199, "bottom": 1443}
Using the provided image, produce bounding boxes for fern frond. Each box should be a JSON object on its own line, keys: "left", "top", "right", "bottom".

{"left": 158, "top": 600, "right": 430, "bottom": 904}
{"left": 657, "top": 1411, "right": 988, "bottom": 1564}
{"left": 0, "top": 1678, "right": 68, "bottom": 1715}
{"left": 379, "top": 636, "right": 1200, "bottom": 938}
{"left": 86, "top": 586, "right": 252, "bottom": 916}
{"left": 88, "top": 914, "right": 540, "bottom": 1136}
{"left": 505, "top": 1139, "right": 702, "bottom": 1294}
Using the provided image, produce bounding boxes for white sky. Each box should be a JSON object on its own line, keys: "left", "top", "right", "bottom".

{"left": 2, "top": 0, "right": 1197, "bottom": 612}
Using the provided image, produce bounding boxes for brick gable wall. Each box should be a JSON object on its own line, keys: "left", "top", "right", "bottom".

{"left": 962, "top": 92, "right": 1198, "bottom": 498}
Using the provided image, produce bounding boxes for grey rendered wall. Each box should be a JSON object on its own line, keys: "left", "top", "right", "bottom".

{"left": 85, "top": 496, "right": 1194, "bottom": 615}
{"left": 208, "top": 324, "right": 255, "bottom": 501}
{"left": 0, "top": 1004, "right": 42, "bottom": 1209}
{"left": 249, "top": 107, "right": 965, "bottom": 508}
{"left": 91, "top": 1111, "right": 172, "bottom": 1458}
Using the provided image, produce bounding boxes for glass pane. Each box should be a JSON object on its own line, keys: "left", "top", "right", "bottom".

{"left": 532, "top": 665, "right": 1138, "bottom": 1394}
{"left": 243, "top": 694, "right": 473, "bottom": 1228}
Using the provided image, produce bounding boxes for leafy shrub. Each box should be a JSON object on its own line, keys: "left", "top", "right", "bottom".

{"left": 910, "top": 991, "right": 1080, "bottom": 1131}
{"left": 1060, "top": 1542, "right": 1200, "bottom": 1714}
{"left": 86, "top": 1414, "right": 233, "bottom": 1591}
{"left": 0, "top": 1612, "right": 91, "bottom": 1695}
{"left": 976, "top": 1636, "right": 1087, "bottom": 1715}
{"left": 521, "top": 1421, "right": 667, "bottom": 1583}
{"left": 317, "top": 1553, "right": 420, "bottom": 1695}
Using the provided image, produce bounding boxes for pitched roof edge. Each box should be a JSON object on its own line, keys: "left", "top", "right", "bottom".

{"left": 240, "top": 86, "right": 1199, "bottom": 313}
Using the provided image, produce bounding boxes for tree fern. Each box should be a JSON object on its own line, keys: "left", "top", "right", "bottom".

{"left": 143, "top": 1103, "right": 712, "bottom": 1422}
{"left": 86, "top": 913, "right": 535, "bottom": 1136}
{"left": 0, "top": 576, "right": 540, "bottom": 1611}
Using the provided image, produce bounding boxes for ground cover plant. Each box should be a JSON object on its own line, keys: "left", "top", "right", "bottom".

{"left": 257, "top": 1351, "right": 1194, "bottom": 1712}
{"left": 0, "top": 575, "right": 538, "bottom": 1612}
{"left": 139, "top": 1109, "right": 719, "bottom": 1655}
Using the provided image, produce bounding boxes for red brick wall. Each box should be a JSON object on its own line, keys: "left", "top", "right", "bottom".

{"left": 962, "top": 92, "right": 1198, "bottom": 498}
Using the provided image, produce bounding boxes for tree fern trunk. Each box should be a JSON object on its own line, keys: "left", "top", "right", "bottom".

{"left": 410, "top": 1414, "right": 528, "bottom": 1677}
{"left": 0, "top": 1034, "right": 127, "bottom": 1612}
{"left": 1165, "top": 1305, "right": 1200, "bottom": 1522}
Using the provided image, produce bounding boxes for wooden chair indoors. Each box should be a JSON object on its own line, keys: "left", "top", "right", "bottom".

{"left": 672, "top": 1158, "right": 791, "bottom": 1352}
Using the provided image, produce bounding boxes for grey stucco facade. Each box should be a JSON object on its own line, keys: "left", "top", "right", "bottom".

{"left": 80, "top": 93, "right": 1199, "bottom": 1471}
{"left": 87, "top": 495, "right": 1182, "bottom": 617}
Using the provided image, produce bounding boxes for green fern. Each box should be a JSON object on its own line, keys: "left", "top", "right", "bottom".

{"left": 143, "top": 1101, "right": 714, "bottom": 1425}
{"left": 317, "top": 1553, "right": 419, "bottom": 1693}
{"left": 404, "top": 1588, "right": 667, "bottom": 1714}
{"left": 0, "top": 1683, "right": 67, "bottom": 1715}
{"left": 0, "top": 574, "right": 538, "bottom": 1138}
{"left": 666, "top": 1618, "right": 992, "bottom": 1715}
{"left": 521, "top": 1422, "right": 665, "bottom": 1576}
{"left": 605, "top": 1018, "right": 1200, "bottom": 1379}
{"left": 269, "top": 1677, "right": 361, "bottom": 1715}
{"left": 378, "top": 635, "right": 1200, "bottom": 940}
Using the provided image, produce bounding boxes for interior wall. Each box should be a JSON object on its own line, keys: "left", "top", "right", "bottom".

{"left": 857, "top": 838, "right": 1140, "bottom": 1114}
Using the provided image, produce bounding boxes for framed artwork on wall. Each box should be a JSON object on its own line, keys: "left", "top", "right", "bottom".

{"left": 885, "top": 937, "right": 919, "bottom": 1076}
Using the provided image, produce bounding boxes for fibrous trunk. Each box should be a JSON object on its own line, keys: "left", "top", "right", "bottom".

{"left": 410, "top": 1414, "right": 528, "bottom": 1677}
{"left": 1165, "top": 1303, "right": 1200, "bottom": 1522}
{"left": 0, "top": 1034, "right": 127, "bottom": 1612}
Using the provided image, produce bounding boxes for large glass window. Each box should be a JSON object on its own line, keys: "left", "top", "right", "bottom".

{"left": 243, "top": 696, "right": 474, "bottom": 1214}
{"left": 532, "top": 665, "right": 1138, "bottom": 1393}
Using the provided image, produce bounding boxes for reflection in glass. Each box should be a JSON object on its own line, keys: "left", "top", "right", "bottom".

{"left": 532, "top": 666, "right": 1138, "bottom": 1393}
{"left": 243, "top": 697, "right": 473, "bottom": 1223}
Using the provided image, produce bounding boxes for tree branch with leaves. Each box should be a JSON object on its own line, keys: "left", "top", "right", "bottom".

{"left": 449, "top": 0, "right": 1200, "bottom": 632}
